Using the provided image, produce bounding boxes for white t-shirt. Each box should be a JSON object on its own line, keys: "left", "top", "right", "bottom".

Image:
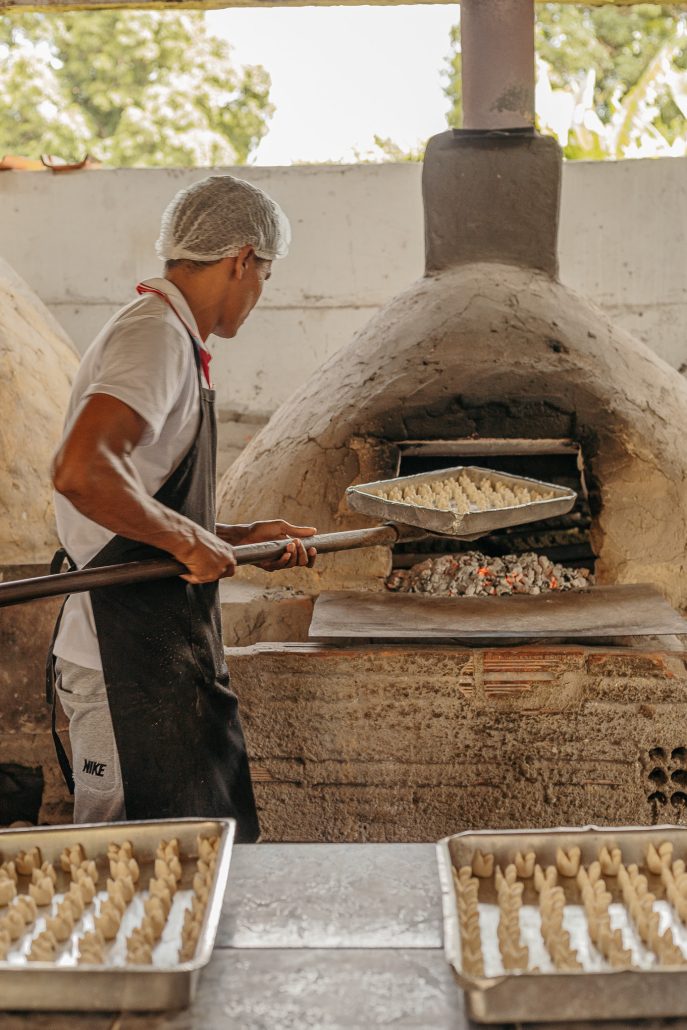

{"left": 53, "top": 278, "right": 204, "bottom": 670}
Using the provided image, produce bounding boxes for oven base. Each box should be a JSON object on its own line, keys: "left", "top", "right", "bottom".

{"left": 228, "top": 641, "right": 687, "bottom": 842}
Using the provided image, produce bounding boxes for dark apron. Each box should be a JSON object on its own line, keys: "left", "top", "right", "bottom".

{"left": 47, "top": 310, "right": 259, "bottom": 842}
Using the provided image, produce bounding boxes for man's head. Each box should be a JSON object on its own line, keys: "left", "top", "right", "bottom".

{"left": 157, "top": 175, "right": 290, "bottom": 340}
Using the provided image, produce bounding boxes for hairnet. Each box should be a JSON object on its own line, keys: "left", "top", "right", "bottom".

{"left": 156, "top": 174, "right": 291, "bottom": 263}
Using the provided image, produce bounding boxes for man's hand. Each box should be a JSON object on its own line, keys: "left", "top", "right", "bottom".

{"left": 219, "top": 520, "right": 317, "bottom": 572}
{"left": 173, "top": 526, "right": 237, "bottom": 584}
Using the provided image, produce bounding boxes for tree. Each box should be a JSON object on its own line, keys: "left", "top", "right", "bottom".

{"left": 0, "top": 12, "right": 273, "bottom": 167}
{"left": 444, "top": 5, "right": 687, "bottom": 159}
{"left": 353, "top": 135, "right": 427, "bottom": 163}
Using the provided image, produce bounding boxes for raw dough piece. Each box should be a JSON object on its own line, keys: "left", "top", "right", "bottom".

{"left": 0, "top": 862, "right": 17, "bottom": 884}
{"left": 646, "top": 843, "right": 670, "bottom": 875}
{"left": 28, "top": 876, "right": 54, "bottom": 906}
{"left": 108, "top": 840, "right": 134, "bottom": 862}
{"left": 107, "top": 874, "right": 135, "bottom": 903}
{"left": 32, "top": 861, "right": 57, "bottom": 886}
{"left": 144, "top": 896, "right": 167, "bottom": 939}
{"left": 73, "top": 871, "right": 97, "bottom": 903}
{"left": 659, "top": 841, "right": 674, "bottom": 863}
{"left": 71, "top": 859, "right": 98, "bottom": 884}
{"left": 155, "top": 855, "right": 182, "bottom": 883}
{"left": 127, "top": 918, "right": 156, "bottom": 964}
{"left": 536, "top": 881, "right": 582, "bottom": 971}
{"left": 78, "top": 931, "right": 105, "bottom": 965}
{"left": 14, "top": 894, "right": 37, "bottom": 924}
{"left": 149, "top": 880, "right": 172, "bottom": 914}
{"left": 106, "top": 885, "right": 127, "bottom": 916}
{"left": 471, "top": 851, "right": 494, "bottom": 879}
{"left": 599, "top": 847, "right": 622, "bottom": 877}
{"left": 579, "top": 865, "right": 633, "bottom": 969}
{"left": 63, "top": 882, "right": 86, "bottom": 918}
{"left": 555, "top": 847, "right": 581, "bottom": 878}
{"left": 514, "top": 851, "right": 536, "bottom": 879}
{"left": 110, "top": 857, "right": 140, "bottom": 883}
{"left": 534, "top": 865, "right": 557, "bottom": 893}
{"left": 0, "top": 927, "right": 11, "bottom": 960}
{"left": 46, "top": 906, "right": 75, "bottom": 942}
{"left": 95, "top": 901, "right": 121, "bottom": 941}
{"left": 60, "top": 843, "right": 85, "bottom": 872}
{"left": 495, "top": 866, "right": 529, "bottom": 971}
{"left": 127, "top": 942, "right": 153, "bottom": 965}
{"left": 452, "top": 868, "right": 485, "bottom": 977}
{"left": 0, "top": 908, "right": 25, "bottom": 941}
{"left": 0, "top": 880, "right": 16, "bottom": 907}
{"left": 157, "top": 838, "right": 180, "bottom": 864}
{"left": 15, "top": 847, "right": 41, "bottom": 876}
{"left": 28, "top": 930, "right": 57, "bottom": 962}
{"left": 197, "top": 836, "right": 219, "bottom": 863}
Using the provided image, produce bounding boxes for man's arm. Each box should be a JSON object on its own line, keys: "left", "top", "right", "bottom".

{"left": 216, "top": 520, "right": 317, "bottom": 571}
{"left": 52, "top": 394, "right": 236, "bottom": 584}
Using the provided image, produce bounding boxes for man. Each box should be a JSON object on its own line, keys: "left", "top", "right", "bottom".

{"left": 49, "top": 175, "right": 315, "bottom": 842}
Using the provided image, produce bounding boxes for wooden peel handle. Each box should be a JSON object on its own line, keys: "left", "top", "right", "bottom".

{"left": 0, "top": 525, "right": 411, "bottom": 609}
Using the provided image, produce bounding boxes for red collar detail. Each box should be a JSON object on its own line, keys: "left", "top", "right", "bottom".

{"left": 136, "top": 282, "right": 213, "bottom": 388}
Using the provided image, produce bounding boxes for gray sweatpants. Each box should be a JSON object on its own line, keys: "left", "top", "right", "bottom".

{"left": 55, "top": 657, "right": 127, "bottom": 824}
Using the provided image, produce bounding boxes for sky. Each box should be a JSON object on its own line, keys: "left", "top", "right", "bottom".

{"left": 205, "top": 5, "right": 459, "bottom": 165}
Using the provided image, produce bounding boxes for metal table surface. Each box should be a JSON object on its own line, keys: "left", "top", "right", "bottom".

{"left": 2, "top": 843, "right": 687, "bottom": 1030}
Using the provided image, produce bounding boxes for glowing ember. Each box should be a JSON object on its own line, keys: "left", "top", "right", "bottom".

{"left": 386, "top": 552, "right": 593, "bottom": 597}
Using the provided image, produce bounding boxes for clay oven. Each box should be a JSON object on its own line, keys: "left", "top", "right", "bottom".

{"left": 220, "top": 0, "right": 687, "bottom": 606}
{"left": 0, "top": 258, "right": 79, "bottom": 825}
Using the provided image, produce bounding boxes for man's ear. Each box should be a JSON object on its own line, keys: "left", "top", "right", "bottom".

{"left": 234, "top": 245, "right": 255, "bottom": 280}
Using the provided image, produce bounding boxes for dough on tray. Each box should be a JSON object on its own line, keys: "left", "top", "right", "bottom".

{"left": 46, "top": 905, "right": 75, "bottom": 942}
{"left": 28, "top": 876, "right": 55, "bottom": 907}
{"left": 471, "top": 850, "right": 494, "bottom": 879}
{"left": 28, "top": 929, "right": 57, "bottom": 962}
{"left": 78, "top": 930, "right": 105, "bottom": 965}
{"left": 0, "top": 861, "right": 17, "bottom": 884}
{"left": 514, "top": 851, "right": 536, "bottom": 879}
{"left": 0, "top": 907, "right": 25, "bottom": 941}
{"left": 555, "top": 847, "right": 581, "bottom": 878}
{"left": 107, "top": 874, "right": 135, "bottom": 904}
{"left": 31, "top": 862, "right": 57, "bottom": 887}
{"left": 13, "top": 894, "right": 37, "bottom": 924}
{"left": 15, "top": 847, "right": 42, "bottom": 876}
{"left": 95, "top": 900, "right": 122, "bottom": 941}
{"left": 60, "top": 843, "right": 85, "bottom": 872}
{"left": 371, "top": 471, "right": 556, "bottom": 514}
{"left": 63, "top": 882, "right": 86, "bottom": 918}
{"left": 0, "top": 879, "right": 16, "bottom": 906}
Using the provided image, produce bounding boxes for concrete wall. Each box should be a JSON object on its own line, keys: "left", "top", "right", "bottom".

{"left": 1, "top": 158, "right": 685, "bottom": 467}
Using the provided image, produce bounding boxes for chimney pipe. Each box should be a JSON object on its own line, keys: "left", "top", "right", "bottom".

{"left": 461, "top": 0, "right": 535, "bottom": 130}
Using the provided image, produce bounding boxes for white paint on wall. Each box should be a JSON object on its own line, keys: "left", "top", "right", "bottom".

{"left": 1, "top": 159, "right": 686, "bottom": 428}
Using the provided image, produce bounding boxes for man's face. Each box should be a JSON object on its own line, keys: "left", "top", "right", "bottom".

{"left": 214, "top": 251, "right": 272, "bottom": 339}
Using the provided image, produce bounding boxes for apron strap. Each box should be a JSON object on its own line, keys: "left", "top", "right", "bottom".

{"left": 51, "top": 685, "right": 75, "bottom": 795}
{"left": 45, "top": 548, "right": 77, "bottom": 795}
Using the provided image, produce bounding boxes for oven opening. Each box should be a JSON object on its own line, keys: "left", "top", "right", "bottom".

{"left": 389, "top": 438, "right": 596, "bottom": 594}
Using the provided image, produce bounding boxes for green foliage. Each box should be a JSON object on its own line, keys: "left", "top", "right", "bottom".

{"left": 443, "top": 5, "right": 687, "bottom": 159}
{"left": 445, "top": 24, "right": 462, "bottom": 130}
{"left": 368, "top": 135, "right": 427, "bottom": 162}
{"left": 0, "top": 12, "right": 273, "bottom": 167}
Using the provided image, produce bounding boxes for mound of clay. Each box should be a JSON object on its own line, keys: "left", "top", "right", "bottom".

{"left": 0, "top": 256, "right": 79, "bottom": 564}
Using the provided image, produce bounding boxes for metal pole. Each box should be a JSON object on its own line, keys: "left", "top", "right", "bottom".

{"left": 461, "top": 0, "right": 535, "bottom": 130}
{"left": 0, "top": 526, "right": 410, "bottom": 610}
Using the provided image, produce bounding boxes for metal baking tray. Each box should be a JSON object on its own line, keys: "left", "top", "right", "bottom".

{"left": 437, "top": 825, "right": 687, "bottom": 1024}
{"left": 0, "top": 817, "right": 234, "bottom": 1011}
{"left": 346, "top": 466, "right": 577, "bottom": 538}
